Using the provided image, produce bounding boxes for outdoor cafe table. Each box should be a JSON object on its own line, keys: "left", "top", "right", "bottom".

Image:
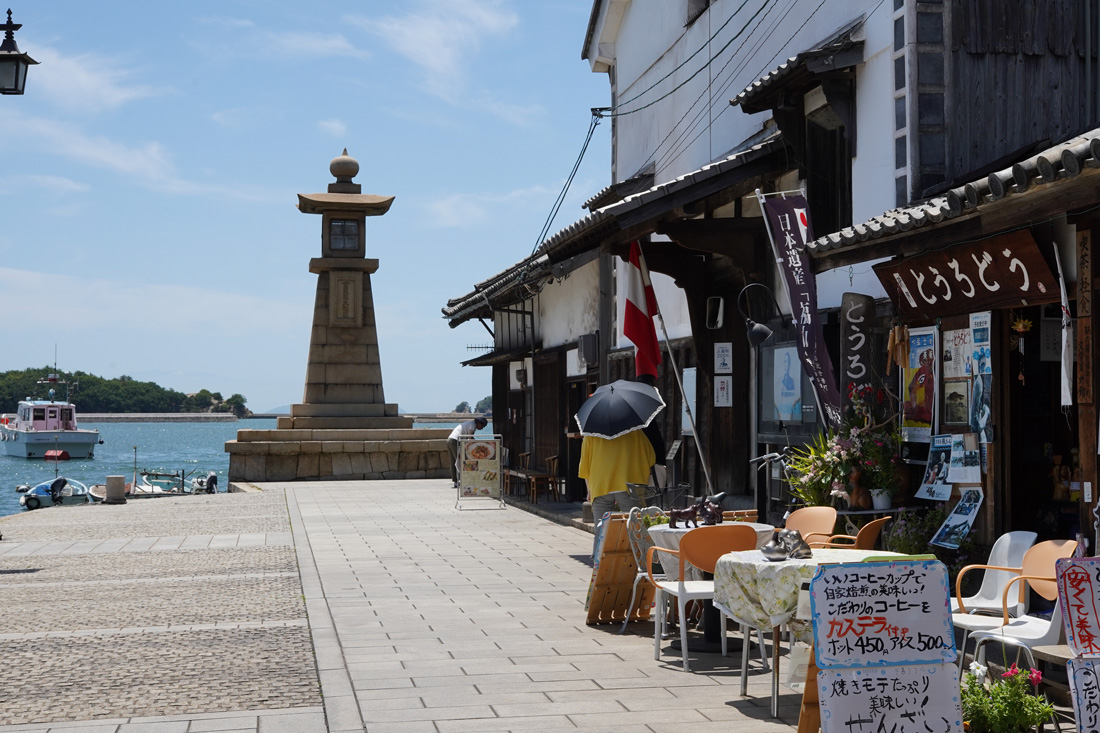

{"left": 646, "top": 522, "right": 774, "bottom": 651}
{"left": 712, "top": 548, "right": 901, "bottom": 716}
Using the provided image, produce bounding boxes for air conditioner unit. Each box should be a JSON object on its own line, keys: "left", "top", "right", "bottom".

{"left": 578, "top": 333, "right": 599, "bottom": 366}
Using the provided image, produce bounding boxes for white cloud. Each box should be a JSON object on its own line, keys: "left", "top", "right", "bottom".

{"left": 347, "top": 0, "right": 518, "bottom": 97}
{"left": 30, "top": 46, "right": 162, "bottom": 115}
{"left": 425, "top": 185, "right": 551, "bottom": 228}
{"left": 317, "top": 118, "right": 348, "bottom": 138}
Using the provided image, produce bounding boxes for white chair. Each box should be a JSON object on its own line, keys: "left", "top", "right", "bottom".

{"left": 646, "top": 523, "right": 759, "bottom": 671}
{"left": 951, "top": 530, "right": 1037, "bottom": 617}
{"left": 620, "top": 506, "right": 667, "bottom": 634}
{"left": 952, "top": 538, "right": 1077, "bottom": 672}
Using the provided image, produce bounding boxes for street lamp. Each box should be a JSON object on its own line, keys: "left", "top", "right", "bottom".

{"left": 0, "top": 9, "right": 37, "bottom": 95}
{"left": 736, "top": 282, "right": 790, "bottom": 347}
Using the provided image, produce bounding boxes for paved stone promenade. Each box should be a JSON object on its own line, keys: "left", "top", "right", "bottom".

{"left": 0, "top": 481, "right": 801, "bottom": 732}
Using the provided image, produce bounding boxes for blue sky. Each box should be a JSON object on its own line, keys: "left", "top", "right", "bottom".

{"left": 0, "top": 1, "right": 610, "bottom": 413}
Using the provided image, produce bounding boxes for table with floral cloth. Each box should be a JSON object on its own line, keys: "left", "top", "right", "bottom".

{"left": 712, "top": 548, "right": 899, "bottom": 643}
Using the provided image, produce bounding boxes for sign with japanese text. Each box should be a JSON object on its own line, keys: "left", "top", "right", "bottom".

{"left": 1058, "top": 557, "right": 1100, "bottom": 658}
{"left": 760, "top": 193, "right": 842, "bottom": 428}
{"left": 873, "top": 230, "right": 1057, "bottom": 319}
{"left": 840, "top": 292, "right": 880, "bottom": 419}
{"left": 810, "top": 559, "right": 957, "bottom": 668}
{"left": 817, "top": 663, "right": 963, "bottom": 733}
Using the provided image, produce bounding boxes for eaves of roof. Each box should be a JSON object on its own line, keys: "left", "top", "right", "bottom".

{"left": 805, "top": 126, "right": 1100, "bottom": 262}
{"left": 461, "top": 345, "right": 532, "bottom": 368}
{"left": 442, "top": 132, "right": 785, "bottom": 328}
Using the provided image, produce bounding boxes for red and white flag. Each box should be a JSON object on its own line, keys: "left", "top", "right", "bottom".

{"left": 623, "top": 241, "right": 662, "bottom": 379}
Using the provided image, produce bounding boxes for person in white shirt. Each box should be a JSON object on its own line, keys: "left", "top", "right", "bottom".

{"left": 447, "top": 417, "right": 487, "bottom": 487}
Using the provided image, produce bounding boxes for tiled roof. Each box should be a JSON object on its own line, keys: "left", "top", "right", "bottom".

{"left": 442, "top": 133, "right": 784, "bottom": 327}
{"left": 804, "top": 127, "right": 1100, "bottom": 256}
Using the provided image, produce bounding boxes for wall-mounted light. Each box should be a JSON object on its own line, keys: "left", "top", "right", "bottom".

{"left": 515, "top": 368, "right": 528, "bottom": 387}
{"left": 736, "top": 283, "right": 790, "bottom": 347}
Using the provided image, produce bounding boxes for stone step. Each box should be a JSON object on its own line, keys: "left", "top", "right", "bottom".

{"left": 233, "top": 428, "right": 451, "bottom": 442}
{"left": 225, "top": 438, "right": 449, "bottom": 455}
{"left": 276, "top": 415, "right": 414, "bottom": 430}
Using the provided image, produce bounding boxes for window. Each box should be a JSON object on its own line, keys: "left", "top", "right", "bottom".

{"left": 330, "top": 219, "right": 359, "bottom": 250}
{"left": 33, "top": 408, "right": 45, "bottom": 421}
{"left": 687, "top": 0, "right": 711, "bottom": 25}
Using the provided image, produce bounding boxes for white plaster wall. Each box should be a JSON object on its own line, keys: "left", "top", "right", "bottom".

{"left": 538, "top": 260, "right": 600, "bottom": 348}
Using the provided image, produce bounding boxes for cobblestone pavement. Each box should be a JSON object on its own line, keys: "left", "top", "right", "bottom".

{"left": 0, "top": 481, "right": 801, "bottom": 732}
{"left": 0, "top": 490, "right": 321, "bottom": 731}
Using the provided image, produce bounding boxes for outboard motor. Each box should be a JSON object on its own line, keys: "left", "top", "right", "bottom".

{"left": 49, "top": 477, "right": 67, "bottom": 506}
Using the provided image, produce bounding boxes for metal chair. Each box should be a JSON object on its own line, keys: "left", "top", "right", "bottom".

{"left": 620, "top": 506, "right": 667, "bottom": 634}
{"left": 951, "top": 530, "right": 1037, "bottom": 617}
{"left": 646, "top": 523, "right": 761, "bottom": 672}
{"left": 952, "top": 538, "right": 1077, "bottom": 672}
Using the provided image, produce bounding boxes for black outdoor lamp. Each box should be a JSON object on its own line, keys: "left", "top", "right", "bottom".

{"left": 0, "top": 9, "right": 37, "bottom": 95}
{"left": 736, "top": 282, "right": 789, "bottom": 347}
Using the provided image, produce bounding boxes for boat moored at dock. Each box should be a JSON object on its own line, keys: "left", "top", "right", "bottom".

{"left": 0, "top": 374, "right": 100, "bottom": 459}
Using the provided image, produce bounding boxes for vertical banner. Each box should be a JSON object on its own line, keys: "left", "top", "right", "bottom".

{"left": 759, "top": 192, "right": 842, "bottom": 428}
{"left": 901, "top": 326, "right": 938, "bottom": 442}
{"left": 839, "top": 292, "right": 878, "bottom": 418}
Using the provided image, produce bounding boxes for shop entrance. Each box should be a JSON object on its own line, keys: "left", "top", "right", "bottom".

{"left": 1007, "top": 305, "right": 1079, "bottom": 541}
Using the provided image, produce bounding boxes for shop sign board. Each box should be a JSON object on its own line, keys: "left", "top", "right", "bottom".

{"left": 839, "top": 292, "right": 879, "bottom": 417}
{"left": 456, "top": 435, "right": 504, "bottom": 509}
{"left": 1056, "top": 557, "right": 1100, "bottom": 731}
{"left": 873, "top": 230, "right": 1057, "bottom": 320}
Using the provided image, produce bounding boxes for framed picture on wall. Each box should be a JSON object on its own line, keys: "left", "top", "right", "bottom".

{"left": 942, "top": 378, "right": 970, "bottom": 426}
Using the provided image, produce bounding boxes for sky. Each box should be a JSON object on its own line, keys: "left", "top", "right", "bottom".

{"left": 0, "top": 1, "right": 611, "bottom": 413}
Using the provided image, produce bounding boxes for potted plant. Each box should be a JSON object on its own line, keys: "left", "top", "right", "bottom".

{"left": 960, "top": 662, "right": 1054, "bottom": 733}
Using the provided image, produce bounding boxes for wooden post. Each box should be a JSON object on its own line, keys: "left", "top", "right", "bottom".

{"left": 1078, "top": 228, "right": 1097, "bottom": 549}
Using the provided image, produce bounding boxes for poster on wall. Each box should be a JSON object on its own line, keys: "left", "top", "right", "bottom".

{"left": 970, "top": 372, "right": 994, "bottom": 444}
{"left": 915, "top": 434, "right": 953, "bottom": 500}
{"left": 970, "top": 312, "right": 992, "bottom": 374}
{"left": 901, "top": 326, "right": 938, "bottom": 442}
{"left": 942, "top": 328, "right": 973, "bottom": 379}
{"left": 947, "top": 433, "right": 981, "bottom": 484}
{"left": 943, "top": 379, "right": 970, "bottom": 425}
{"left": 715, "top": 342, "right": 732, "bottom": 374}
{"left": 714, "top": 376, "right": 732, "bottom": 407}
{"left": 930, "top": 486, "right": 984, "bottom": 549}
{"left": 772, "top": 346, "right": 802, "bottom": 421}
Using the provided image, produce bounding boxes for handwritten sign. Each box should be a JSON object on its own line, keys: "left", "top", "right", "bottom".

{"left": 1069, "top": 658, "right": 1100, "bottom": 733}
{"left": 810, "top": 560, "right": 957, "bottom": 668}
{"left": 874, "top": 230, "right": 1057, "bottom": 319}
{"left": 818, "top": 663, "right": 963, "bottom": 733}
{"left": 1058, "top": 557, "right": 1100, "bottom": 658}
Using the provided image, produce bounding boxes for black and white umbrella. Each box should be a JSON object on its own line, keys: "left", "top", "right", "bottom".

{"left": 574, "top": 380, "right": 665, "bottom": 440}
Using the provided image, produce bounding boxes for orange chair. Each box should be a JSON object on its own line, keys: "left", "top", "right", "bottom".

{"left": 810, "top": 516, "right": 891, "bottom": 550}
{"left": 784, "top": 506, "right": 837, "bottom": 546}
{"left": 952, "top": 538, "right": 1078, "bottom": 672}
{"left": 646, "top": 523, "right": 759, "bottom": 671}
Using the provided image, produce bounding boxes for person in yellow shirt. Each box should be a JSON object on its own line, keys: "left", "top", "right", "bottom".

{"left": 579, "top": 428, "right": 656, "bottom": 518}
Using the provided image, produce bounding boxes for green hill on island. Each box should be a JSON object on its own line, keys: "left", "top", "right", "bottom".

{"left": 0, "top": 367, "right": 247, "bottom": 417}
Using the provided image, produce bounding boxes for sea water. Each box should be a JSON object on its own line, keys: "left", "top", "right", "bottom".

{"left": 0, "top": 418, "right": 492, "bottom": 518}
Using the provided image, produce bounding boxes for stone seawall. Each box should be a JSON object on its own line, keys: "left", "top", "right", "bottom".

{"left": 82, "top": 414, "right": 239, "bottom": 423}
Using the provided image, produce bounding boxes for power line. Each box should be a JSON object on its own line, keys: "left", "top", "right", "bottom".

{"left": 609, "top": 0, "right": 771, "bottom": 118}
{"left": 532, "top": 109, "right": 604, "bottom": 254}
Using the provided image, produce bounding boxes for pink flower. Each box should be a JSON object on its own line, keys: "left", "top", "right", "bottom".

{"left": 1028, "top": 668, "right": 1042, "bottom": 686}
{"left": 1002, "top": 663, "right": 1020, "bottom": 679}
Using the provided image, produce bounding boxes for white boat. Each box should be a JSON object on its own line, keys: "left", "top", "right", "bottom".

{"left": 89, "top": 469, "right": 211, "bottom": 502}
{"left": 0, "top": 374, "right": 100, "bottom": 459}
{"left": 18, "top": 477, "right": 91, "bottom": 510}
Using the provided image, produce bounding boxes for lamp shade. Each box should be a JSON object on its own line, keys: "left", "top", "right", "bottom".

{"left": 0, "top": 10, "right": 37, "bottom": 95}
{"left": 745, "top": 320, "right": 774, "bottom": 346}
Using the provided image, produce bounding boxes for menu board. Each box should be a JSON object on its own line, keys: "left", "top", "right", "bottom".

{"left": 1069, "top": 659, "right": 1100, "bottom": 732}
{"left": 458, "top": 436, "right": 502, "bottom": 499}
{"left": 811, "top": 559, "right": 962, "bottom": 733}
{"left": 810, "top": 559, "right": 957, "bottom": 668}
{"left": 818, "top": 664, "right": 962, "bottom": 733}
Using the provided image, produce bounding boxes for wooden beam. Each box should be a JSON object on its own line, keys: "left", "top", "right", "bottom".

{"left": 656, "top": 218, "right": 767, "bottom": 265}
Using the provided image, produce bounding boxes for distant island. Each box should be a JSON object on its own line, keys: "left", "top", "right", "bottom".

{"left": 0, "top": 367, "right": 249, "bottom": 417}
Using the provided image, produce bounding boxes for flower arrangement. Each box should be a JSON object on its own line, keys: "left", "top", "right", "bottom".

{"left": 960, "top": 662, "right": 1054, "bottom": 733}
{"left": 785, "top": 384, "right": 901, "bottom": 507}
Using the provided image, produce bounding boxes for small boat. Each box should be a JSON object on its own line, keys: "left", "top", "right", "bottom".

{"left": 0, "top": 373, "right": 101, "bottom": 459}
{"left": 88, "top": 469, "right": 213, "bottom": 502}
{"left": 18, "top": 477, "right": 91, "bottom": 510}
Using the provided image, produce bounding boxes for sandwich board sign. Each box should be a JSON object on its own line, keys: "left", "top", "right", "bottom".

{"left": 456, "top": 435, "right": 504, "bottom": 509}
{"left": 1057, "top": 556, "right": 1100, "bottom": 732}
{"left": 809, "top": 558, "right": 963, "bottom": 733}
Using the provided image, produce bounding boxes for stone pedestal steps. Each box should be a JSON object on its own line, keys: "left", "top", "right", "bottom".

{"left": 226, "top": 427, "right": 452, "bottom": 482}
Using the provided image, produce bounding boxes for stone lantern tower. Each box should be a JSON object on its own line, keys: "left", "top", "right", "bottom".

{"left": 226, "top": 152, "right": 450, "bottom": 483}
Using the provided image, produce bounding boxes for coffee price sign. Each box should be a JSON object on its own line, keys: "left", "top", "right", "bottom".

{"left": 810, "top": 560, "right": 957, "bottom": 668}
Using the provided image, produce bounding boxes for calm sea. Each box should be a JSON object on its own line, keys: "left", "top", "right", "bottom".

{"left": 0, "top": 418, "right": 492, "bottom": 518}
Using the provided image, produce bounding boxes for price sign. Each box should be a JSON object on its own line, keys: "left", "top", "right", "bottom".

{"left": 810, "top": 560, "right": 957, "bottom": 668}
